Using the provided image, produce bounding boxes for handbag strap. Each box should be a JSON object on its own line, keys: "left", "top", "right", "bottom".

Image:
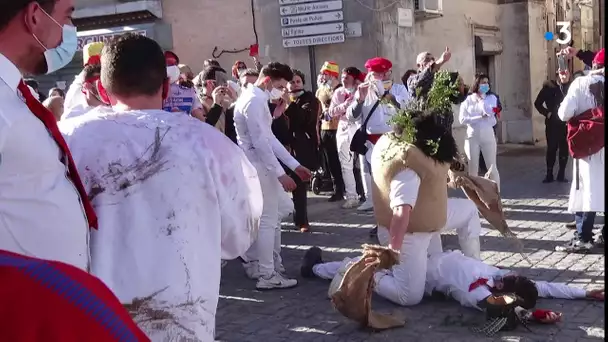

{"left": 361, "top": 90, "right": 390, "bottom": 131}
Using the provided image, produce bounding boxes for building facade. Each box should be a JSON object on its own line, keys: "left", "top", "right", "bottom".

{"left": 39, "top": 0, "right": 603, "bottom": 148}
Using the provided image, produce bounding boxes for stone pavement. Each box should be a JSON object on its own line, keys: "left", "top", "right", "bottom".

{"left": 216, "top": 146, "right": 605, "bottom": 342}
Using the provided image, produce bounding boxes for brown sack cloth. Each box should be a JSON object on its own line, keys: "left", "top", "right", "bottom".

{"left": 448, "top": 159, "right": 528, "bottom": 262}
{"left": 330, "top": 244, "right": 406, "bottom": 330}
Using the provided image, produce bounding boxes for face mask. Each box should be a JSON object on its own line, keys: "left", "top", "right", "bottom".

{"left": 167, "top": 65, "right": 181, "bottom": 83}
{"left": 32, "top": 10, "right": 78, "bottom": 75}
{"left": 269, "top": 88, "right": 283, "bottom": 100}
{"left": 374, "top": 80, "right": 385, "bottom": 94}
{"left": 479, "top": 84, "right": 490, "bottom": 94}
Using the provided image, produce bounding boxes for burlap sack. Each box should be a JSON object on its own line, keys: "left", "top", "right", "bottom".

{"left": 448, "top": 162, "right": 528, "bottom": 262}
{"left": 330, "top": 244, "right": 406, "bottom": 330}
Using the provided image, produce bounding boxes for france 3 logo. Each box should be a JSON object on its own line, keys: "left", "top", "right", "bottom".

{"left": 544, "top": 21, "right": 572, "bottom": 45}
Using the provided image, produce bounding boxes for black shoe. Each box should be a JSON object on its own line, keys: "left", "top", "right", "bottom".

{"left": 369, "top": 226, "right": 378, "bottom": 237}
{"left": 565, "top": 221, "right": 576, "bottom": 229}
{"left": 301, "top": 247, "right": 323, "bottom": 278}
{"left": 328, "top": 193, "right": 343, "bottom": 202}
{"left": 556, "top": 172, "right": 568, "bottom": 182}
{"left": 542, "top": 174, "right": 554, "bottom": 183}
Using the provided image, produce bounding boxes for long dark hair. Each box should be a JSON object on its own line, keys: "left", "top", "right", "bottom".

{"left": 394, "top": 110, "right": 459, "bottom": 163}
{"left": 469, "top": 73, "right": 490, "bottom": 94}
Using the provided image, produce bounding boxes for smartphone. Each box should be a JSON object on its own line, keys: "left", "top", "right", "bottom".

{"left": 557, "top": 55, "right": 567, "bottom": 71}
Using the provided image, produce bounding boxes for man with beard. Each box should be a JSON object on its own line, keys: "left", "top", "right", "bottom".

{"left": 58, "top": 33, "right": 263, "bottom": 341}
{"left": 556, "top": 49, "right": 605, "bottom": 252}
{"left": 234, "top": 62, "right": 312, "bottom": 290}
{"left": 534, "top": 70, "right": 572, "bottom": 183}
{"left": 0, "top": 0, "right": 97, "bottom": 270}
{"left": 309, "top": 109, "right": 484, "bottom": 306}
{"left": 329, "top": 66, "right": 366, "bottom": 209}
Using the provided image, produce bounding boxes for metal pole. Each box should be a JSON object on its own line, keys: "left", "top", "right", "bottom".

{"left": 308, "top": 46, "right": 317, "bottom": 94}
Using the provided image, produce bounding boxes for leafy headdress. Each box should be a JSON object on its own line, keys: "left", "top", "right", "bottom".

{"left": 386, "top": 70, "right": 460, "bottom": 158}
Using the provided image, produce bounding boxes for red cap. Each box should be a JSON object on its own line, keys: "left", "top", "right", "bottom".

{"left": 164, "top": 51, "right": 179, "bottom": 66}
{"left": 364, "top": 57, "right": 392, "bottom": 73}
{"left": 592, "top": 48, "right": 604, "bottom": 65}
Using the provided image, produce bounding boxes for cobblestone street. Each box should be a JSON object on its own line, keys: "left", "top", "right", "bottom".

{"left": 216, "top": 146, "right": 605, "bottom": 342}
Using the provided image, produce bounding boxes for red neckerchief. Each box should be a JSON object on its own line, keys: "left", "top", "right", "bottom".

{"left": 17, "top": 80, "right": 98, "bottom": 230}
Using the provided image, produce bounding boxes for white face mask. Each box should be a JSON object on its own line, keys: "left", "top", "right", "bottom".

{"left": 269, "top": 87, "right": 284, "bottom": 100}
{"left": 166, "top": 65, "right": 180, "bottom": 83}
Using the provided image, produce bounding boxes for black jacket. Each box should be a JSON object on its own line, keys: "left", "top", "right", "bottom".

{"left": 206, "top": 104, "right": 237, "bottom": 144}
{"left": 271, "top": 91, "right": 320, "bottom": 170}
{"left": 534, "top": 80, "right": 570, "bottom": 126}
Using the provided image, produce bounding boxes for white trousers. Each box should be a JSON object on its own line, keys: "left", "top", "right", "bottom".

{"left": 313, "top": 198, "right": 482, "bottom": 306}
{"left": 464, "top": 126, "right": 500, "bottom": 189}
{"left": 243, "top": 163, "right": 281, "bottom": 277}
{"left": 358, "top": 142, "right": 373, "bottom": 200}
{"left": 336, "top": 124, "right": 358, "bottom": 200}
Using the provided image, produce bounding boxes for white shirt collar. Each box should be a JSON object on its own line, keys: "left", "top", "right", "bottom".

{"left": 246, "top": 83, "right": 270, "bottom": 101}
{"left": 0, "top": 53, "right": 23, "bottom": 93}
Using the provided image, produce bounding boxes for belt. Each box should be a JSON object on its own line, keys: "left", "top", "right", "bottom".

{"left": 367, "top": 134, "right": 382, "bottom": 145}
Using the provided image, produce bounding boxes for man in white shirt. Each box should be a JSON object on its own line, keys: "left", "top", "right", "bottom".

{"left": 0, "top": 0, "right": 94, "bottom": 270}
{"left": 346, "top": 57, "right": 411, "bottom": 213}
{"left": 61, "top": 63, "right": 105, "bottom": 120}
{"left": 319, "top": 110, "right": 483, "bottom": 307}
{"left": 303, "top": 248, "right": 604, "bottom": 312}
{"left": 59, "top": 33, "right": 263, "bottom": 341}
{"left": 234, "top": 62, "right": 312, "bottom": 290}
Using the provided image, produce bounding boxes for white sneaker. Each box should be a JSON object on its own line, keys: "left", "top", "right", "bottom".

{"left": 342, "top": 198, "right": 360, "bottom": 209}
{"left": 243, "top": 261, "right": 262, "bottom": 279}
{"left": 256, "top": 272, "right": 298, "bottom": 290}
{"left": 357, "top": 200, "right": 374, "bottom": 211}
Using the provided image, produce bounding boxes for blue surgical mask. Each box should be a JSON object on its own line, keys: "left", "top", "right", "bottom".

{"left": 32, "top": 10, "right": 78, "bottom": 75}
{"left": 479, "top": 84, "right": 490, "bottom": 94}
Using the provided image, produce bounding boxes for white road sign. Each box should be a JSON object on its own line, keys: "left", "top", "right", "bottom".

{"left": 278, "top": 0, "right": 319, "bottom": 4}
{"left": 281, "top": 11, "right": 343, "bottom": 27}
{"left": 345, "top": 22, "right": 362, "bottom": 38}
{"left": 280, "top": 0, "right": 342, "bottom": 16}
{"left": 283, "top": 33, "right": 345, "bottom": 48}
{"left": 282, "top": 22, "right": 344, "bottom": 38}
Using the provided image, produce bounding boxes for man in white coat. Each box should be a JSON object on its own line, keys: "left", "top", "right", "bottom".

{"left": 59, "top": 33, "right": 263, "bottom": 341}
{"left": 556, "top": 48, "right": 605, "bottom": 252}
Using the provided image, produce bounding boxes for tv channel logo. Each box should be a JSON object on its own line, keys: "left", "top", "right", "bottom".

{"left": 544, "top": 21, "right": 572, "bottom": 45}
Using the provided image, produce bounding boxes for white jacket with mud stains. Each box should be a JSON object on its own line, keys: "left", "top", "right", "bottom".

{"left": 59, "top": 107, "right": 263, "bottom": 341}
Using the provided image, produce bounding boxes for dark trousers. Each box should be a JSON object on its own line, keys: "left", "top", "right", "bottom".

{"left": 575, "top": 212, "right": 600, "bottom": 243}
{"left": 545, "top": 123, "right": 568, "bottom": 172}
{"left": 320, "top": 129, "right": 344, "bottom": 195}
{"left": 292, "top": 173, "right": 309, "bottom": 227}
{"left": 353, "top": 154, "right": 365, "bottom": 198}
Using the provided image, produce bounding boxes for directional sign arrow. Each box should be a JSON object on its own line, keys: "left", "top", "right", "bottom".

{"left": 281, "top": 7, "right": 288, "bottom": 15}
{"left": 335, "top": 12, "right": 342, "bottom": 19}
{"left": 336, "top": 23, "right": 343, "bottom": 30}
